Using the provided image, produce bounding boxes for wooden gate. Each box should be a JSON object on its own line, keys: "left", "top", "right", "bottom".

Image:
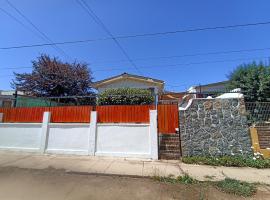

{"left": 157, "top": 104, "right": 179, "bottom": 134}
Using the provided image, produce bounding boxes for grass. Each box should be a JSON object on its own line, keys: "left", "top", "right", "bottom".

{"left": 215, "top": 178, "right": 257, "bottom": 197}
{"left": 153, "top": 174, "right": 197, "bottom": 184}
{"left": 153, "top": 175, "right": 257, "bottom": 197}
{"left": 182, "top": 156, "right": 270, "bottom": 169}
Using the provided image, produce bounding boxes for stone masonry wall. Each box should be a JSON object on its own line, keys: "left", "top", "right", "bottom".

{"left": 179, "top": 98, "right": 252, "bottom": 156}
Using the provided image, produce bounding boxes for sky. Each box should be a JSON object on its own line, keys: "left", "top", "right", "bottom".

{"left": 1, "top": 0, "right": 270, "bottom": 92}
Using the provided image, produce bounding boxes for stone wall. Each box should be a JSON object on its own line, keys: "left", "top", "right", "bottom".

{"left": 179, "top": 98, "right": 252, "bottom": 156}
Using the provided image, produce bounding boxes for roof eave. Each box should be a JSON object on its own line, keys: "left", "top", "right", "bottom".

{"left": 93, "top": 74, "right": 164, "bottom": 88}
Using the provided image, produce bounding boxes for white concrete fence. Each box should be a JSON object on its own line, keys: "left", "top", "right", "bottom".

{"left": 0, "top": 110, "right": 158, "bottom": 159}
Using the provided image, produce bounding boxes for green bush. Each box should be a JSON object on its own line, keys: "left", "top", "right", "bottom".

{"left": 182, "top": 156, "right": 270, "bottom": 169}
{"left": 216, "top": 178, "right": 256, "bottom": 197}
{"left": 98, "top": 88, "right": 154, "bottom": 105}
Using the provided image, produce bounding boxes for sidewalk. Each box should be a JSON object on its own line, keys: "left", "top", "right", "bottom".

{"left": 0, "top": 151, "right": 269, "bottom": 184}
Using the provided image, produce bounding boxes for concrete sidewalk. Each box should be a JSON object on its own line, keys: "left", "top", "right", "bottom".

{"left": 0, "top": 151, "right": 269, "bottom": 184}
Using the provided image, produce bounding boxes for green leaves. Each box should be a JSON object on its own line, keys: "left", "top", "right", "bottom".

{"left": 228, "top": 62, "right": 270, "bottom": 102}
{"left": 98, "top": 88, "right": 154, "bottom": 105}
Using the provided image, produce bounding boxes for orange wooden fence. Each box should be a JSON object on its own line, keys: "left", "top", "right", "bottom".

{"left": 96, "top": 105, "right": 155, "bottom": 123}
{"left": 0, "top": 105, "right": 179, "bottom": 130}
{"left": 0, "top": 106, "right": 93, "bottom": 123}
{"left": 157, "top": 104, "right": 179, "bottom": 134}
{"left": 0, "top": 107, "right": 48, "bottom": 123}
{"left": 0, "top": 105, "right": 155, "bottom": 123}
{"left": 49, "top": 106, "right": 93, "bottom": 123}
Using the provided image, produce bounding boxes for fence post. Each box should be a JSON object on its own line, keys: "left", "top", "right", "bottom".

{"left": 88, "top": 111, "right": 97, "bottom": 155}
{"left": 40, "top": 112, "right": 51, "bottom": 153}
{"left": 150, "top": 110, "right": 158, "bottom": 160}
{"left": 13, "top": 90, "right": 18, "bottom": 107}
{"left": 0, "top": 113, "right": 3, "bottom": 123}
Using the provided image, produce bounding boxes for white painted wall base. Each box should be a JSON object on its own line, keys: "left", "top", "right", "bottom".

{"left": 96, "top": 123, "right": 151, "bottom": 158}
{"left": 0, "top": 123, "right": 42, "bottom": 152}
{"left": 0, "top": 110, "right": 158, "bottom": 159}
{"left": 95, "top": 152, "right": 152, "bottom": 158}
{"left": 46, "top": 123, "right": 90, "bottom": 155}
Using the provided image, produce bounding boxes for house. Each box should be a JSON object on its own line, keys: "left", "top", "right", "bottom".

{"left": 191, "top": 80, "right": 229, "bottom": 98}
{"left": 158, "top": 81, "right": 229, "bottom": 104}
{"left": 93, "top": 73, "right": 165, "bottom": 96}
{"left": 0, "top": 90, "right": 57, "bottom": 108}
{"left": 0, "top": 90, "right": 23, "bottom": 108}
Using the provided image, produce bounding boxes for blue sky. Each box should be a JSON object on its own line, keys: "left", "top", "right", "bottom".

{"left": 1, "top": 0, "right": 270, "bottom": 91}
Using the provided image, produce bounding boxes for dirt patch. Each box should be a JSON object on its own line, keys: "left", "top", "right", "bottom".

{"left": 0, "top": 167, "right": 269, "bottom": 200}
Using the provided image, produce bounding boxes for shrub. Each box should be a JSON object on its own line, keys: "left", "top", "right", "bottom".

{"left": 216, "top": 178, "right": 256, "bottom": 197}
{"left": 182, "top": 156, "right": 270, "bottom": 169}
{"left": 98, "top": 88, "right": 154, "bottom": 105}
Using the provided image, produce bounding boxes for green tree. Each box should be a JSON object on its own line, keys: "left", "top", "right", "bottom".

{"left": 228, "top": 62, "right": 270, "bottom": 102}
{"left": 98, "top": 88, "right": 154, "bottom": 105}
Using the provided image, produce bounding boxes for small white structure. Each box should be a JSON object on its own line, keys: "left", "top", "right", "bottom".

{"left": 216, "top": 88, "right": 244, "bottom": 99}
{"left": 179, "top": 88, "right": 244, "bottom": 111}
{"left": 0, "top": 110, "right": 158, "bottom": 159}
{"left": 93, "top": 73, "right": 164, "bottom": 95}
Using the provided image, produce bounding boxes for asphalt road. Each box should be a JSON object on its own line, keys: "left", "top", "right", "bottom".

{"left": 0, "top": 167, "right": 269, "bottom": 200}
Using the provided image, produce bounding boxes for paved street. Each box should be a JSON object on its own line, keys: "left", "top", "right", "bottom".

{"left": 1, "top": 167, "right": 270, "bottom": 200}
{"left": 0, "top": 151, "right": 270, "bottom": 184}
{"left": 0, "top": 152, "right": 270, "bottom": 199}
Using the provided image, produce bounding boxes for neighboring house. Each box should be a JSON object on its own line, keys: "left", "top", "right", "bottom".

{"left": 191, "top": 81, "right": 229, "bottom": 98}
{"left": 93, "top": 73, "right": 165, "bottom": 96}
{"left": 159, "top": 81, "right": 229, "bottom": 103}
{"left": 0, "top": 90, "right": 59, "bottom": 108}
{"left": 0, "top": 90, "right": 24, "bottom": 108}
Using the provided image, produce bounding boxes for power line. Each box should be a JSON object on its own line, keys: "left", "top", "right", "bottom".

{"left": 2, "top": 45, "right": 270, "bottom": 69}
{"left": 1, "top": 19, "right": 270, "bottom": 50}
{"left": 0, "top": 7, "right": 35, "bottom": 34}
{"left": 91, "top": 55, "right": 270, "bottom": 72}
{"left": 2, "top": 7, "right": 270, "bottom": 64}
{"left": 121, "top": 21, "right": 270, "bottom": 38}
{"left": 1, "top": 55, "right": 269, "bottom": 73}
{"left": 0, "top": 7, "right": 68, "bottom": 56}
{"left": 5, "top": 0, "right": 71, "bottom": 59}
{"left": 89, "top": 46, "right": 270, "bottom": 66}
{"left": 76, "top": 0, "right": 142, "bottom": 75}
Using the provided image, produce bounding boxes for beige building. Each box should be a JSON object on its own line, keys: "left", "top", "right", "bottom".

{"left": 93, "top": 73, "right": 164, "bottom": 95}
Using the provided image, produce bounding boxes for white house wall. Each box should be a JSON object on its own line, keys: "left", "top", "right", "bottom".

{"left": 96, "top": 123, "right": 151, "bottom": 158}
{"left": 0, "top": 123, "right": 42, "bottom": 151}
